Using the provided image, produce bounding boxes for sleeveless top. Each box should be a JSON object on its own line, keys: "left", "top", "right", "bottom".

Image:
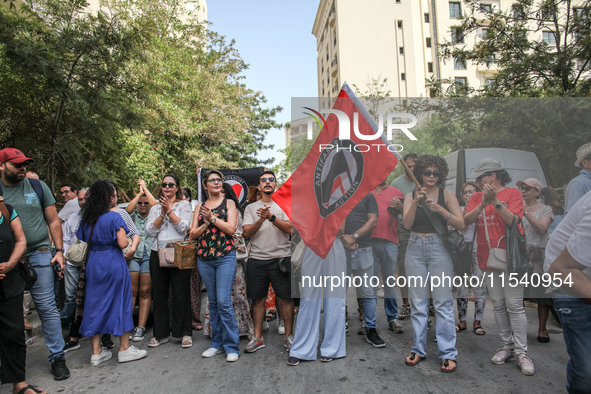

{"left": 411, "top": 188, "right": 449, "bottom": 234}
{"left": 0, "top": 204, "right": 24, "bottom": 300}
{"left": 197, "top": 198, "right": 235, "bottom": 260}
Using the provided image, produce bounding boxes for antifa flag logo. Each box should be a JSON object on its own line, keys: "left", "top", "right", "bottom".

{"left": 224, "top": 175, "right": 249, "bottom": 207}
{"left": 314, "top": 138, "right": 364, "bottom": 218}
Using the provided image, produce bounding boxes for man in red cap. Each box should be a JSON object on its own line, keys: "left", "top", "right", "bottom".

{"left": 0, "top": 148, "right": 70, "bottom": 381}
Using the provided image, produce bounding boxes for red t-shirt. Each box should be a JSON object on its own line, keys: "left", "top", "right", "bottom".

{"left": 371, "top": 186, "right": 404, "bottom": 244}
{"left": 466, "top": 187, "right": 523, "bottom": 271}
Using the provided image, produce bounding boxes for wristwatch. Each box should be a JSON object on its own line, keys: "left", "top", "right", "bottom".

{"left": 353, "top": 233, "right": 359, "bottom": 239}
{"left": 211, "top": 217, "right": 216, "bottom": 224}
{"left": 55, "top": 248, "right": 64, "bottom": 253}
{"left": 494, "top": 201, "right": 507, "bottom": 210}
{"left": 270, "top": 215, "right": 276, "bottom": 222}
{"left": 524, "top": 210, "right": 529, "bottom": 216}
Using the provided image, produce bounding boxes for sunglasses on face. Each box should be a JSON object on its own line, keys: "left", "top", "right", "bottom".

{"left": 207, "top": 178, "right": 223, "bottom": 184}
{"left": 520, "top": 186, "right": 535, "bottom": 192}
{"left": 161, "top": 182, "right": 177, "bottom": 189}
{"left": 137, "top": 201, "right": 150, "bottom": 206}
{"left": 9, "top": 161, "right": 30, "bottom": 169}
{"left": 260, "top": 177, "right": 275, "bottom": 183}
{"left": 422, "top": 171, "right": 442, "bottom": 178}
{"left": 476, "top": 173, "right": 492, "bottom": 182}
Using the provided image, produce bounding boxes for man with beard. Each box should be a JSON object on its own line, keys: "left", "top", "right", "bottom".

{"left": 243, "top": 171, "right": 294, "bottom": 353}
{"left": 0, "top": 148, "right": 70, "bottom": 380}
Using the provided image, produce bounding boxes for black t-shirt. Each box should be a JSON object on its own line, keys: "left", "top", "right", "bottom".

{"left": 344, "top": 193, "right": 379, "bottom": 248}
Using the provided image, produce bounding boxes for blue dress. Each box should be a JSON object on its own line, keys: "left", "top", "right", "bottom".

{"left": 76, "top": 211, "right": 134, "bottom": 337}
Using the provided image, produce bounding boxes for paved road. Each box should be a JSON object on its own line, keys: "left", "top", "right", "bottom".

{"left": 4, "top": 290, "right": 568, "bottom": 394}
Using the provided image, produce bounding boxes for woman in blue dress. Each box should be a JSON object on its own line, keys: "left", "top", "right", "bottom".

{"left": 76, "top": 180, "right": 147, "bottom": 366}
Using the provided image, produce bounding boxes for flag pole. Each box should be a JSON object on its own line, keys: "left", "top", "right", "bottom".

{"left": 399, "top": 158, "right": 421, "bottom": 187}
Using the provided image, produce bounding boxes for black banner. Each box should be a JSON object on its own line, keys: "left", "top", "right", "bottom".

{"left": 199, "top": 167, "right": 264, "bottom": 207}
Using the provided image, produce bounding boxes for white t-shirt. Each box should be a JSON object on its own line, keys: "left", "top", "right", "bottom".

{"left": 244, "top": 200, "right": 290, "bottom": 260}
{"left": 544, "top": 190, "right": 591, "bottom": 280}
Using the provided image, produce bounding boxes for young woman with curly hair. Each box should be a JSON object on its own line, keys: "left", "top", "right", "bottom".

{"left": 402, "top": 155, "right": 464, "bottom": 373}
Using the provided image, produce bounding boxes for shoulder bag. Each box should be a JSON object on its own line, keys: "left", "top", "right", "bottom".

{"left": 420, "top": 199, "right": 472, "bottom": 277}
{"left": 483, "top": 212, "right": 507, "bottom": 271}
{"left": 0, "top": 200, "right": 37, "bottom": 290}
{"left": 158, "top": 241, "right": 176, "bottom": 268}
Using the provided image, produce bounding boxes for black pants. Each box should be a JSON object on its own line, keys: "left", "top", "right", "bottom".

{"left": 149, "top": 251, "right": 192, "bottom": 339}
{"left": 0, "top": 292, "right": 26, "bottom": 383}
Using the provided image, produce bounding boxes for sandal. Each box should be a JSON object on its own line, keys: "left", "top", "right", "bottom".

{"left": 441, "top": 359, "right": 457, "bottom": 373}
{"left": 16, "top": 385, "right": 45, "bottom": 394}
{"left": 181, "top": 335, "right": 193, "bottom": 348}
{"left": 405, "top": 352, "right": 424, "bottom": 366}
{"left": 148, "top": 337, "right": 169, "bottom": 347}
{"left": 473, "top": 326, "right": 485, "bottom": 335}
{"left": 194, "top": 323, "right": 203, "bottom": 331}
{"left": 456, "top": 323, "right": 466, "bottom": 332}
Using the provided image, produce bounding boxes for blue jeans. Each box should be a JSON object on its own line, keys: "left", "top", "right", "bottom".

{"left": 554, "top": 290, "right": 591, "bottom": 394}
{"left": 28, "top": 251, "right": 65, "bottom": 362}
{"left": 198, "top": 251, "right": 240, "bottom": 355}
{"left": 346, "top": 246, "right": 377, "bottom": 329}
{"left": 372, "top": 239, "right": 399, "bottom": 321}
{"left": 59, "top": 263, "right": 80, "bottom": 326}
{"left": 405, "top": 234, "right": 457, "bottom": 360}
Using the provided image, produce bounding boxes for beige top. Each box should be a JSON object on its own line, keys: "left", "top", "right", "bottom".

{"left": 244, "top": 200, "right": 290, "bottom": 260}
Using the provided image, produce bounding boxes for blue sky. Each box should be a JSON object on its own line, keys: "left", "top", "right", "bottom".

{"left": 207, "top": 0, "right": 320, "bottom": 166}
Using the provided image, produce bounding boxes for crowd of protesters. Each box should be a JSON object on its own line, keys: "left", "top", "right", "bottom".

{"left": 0, "top": 141, "right": 590, "bottom": 394}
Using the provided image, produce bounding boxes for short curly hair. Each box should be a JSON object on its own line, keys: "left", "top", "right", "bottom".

{"left": 413, "top": 155, "right": 448, "bottom": 187}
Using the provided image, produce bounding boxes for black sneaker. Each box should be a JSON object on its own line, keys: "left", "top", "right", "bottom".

{"left": 51, "top": 355, "right": 70, "bottom": 380}
{"left": 345, "top": 319, "right": 349, "bottom": 333}
{"left": 366, "top": 328, "right": 386, "bottom": 348}
{"left": 320, "top": 355, "right": 333, "bottom": 362}
{"left": 101, "top": 334, "right": 114, "bottom": 349}
{"left": 287, "top": 356, "right": 300, "bottom": 366}
{"left": 63, "top": 339, "right": 80, "bottom": 353}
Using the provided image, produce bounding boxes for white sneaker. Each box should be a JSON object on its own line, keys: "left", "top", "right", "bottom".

{"left": 517, "top": 354, "right": 535, "bottom": 376}
{"left": 226, "top": 353, "right": 239, "bottom": 362}
{"left": 202, "top": 348, "right": 223, "bottom": 358}
{"left": 262, "top": 321, "right": 270, "bottom": 331}
{"left": 90, "top": 348, "right": 112, "bottom": 366}
{"left": 278, "top": 319, "right": 285, "bottom": 335}
{"left": 118, "top": 345, "right": 147, "bottom": 363}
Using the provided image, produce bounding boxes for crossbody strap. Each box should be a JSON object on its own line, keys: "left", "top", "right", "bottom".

{"left": 83, "top": 223, "right": 96, "bottom": 265}
{"left": 419, "top": 199, "right": 448, "bottom": 237}
{"left": 482, "top": 209, "right": 505, "bottom": 249}
{"left": 0, "top": 198, "right": 10, "bottom": 223}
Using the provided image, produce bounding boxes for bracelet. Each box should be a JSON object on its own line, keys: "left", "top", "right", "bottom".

{"left": 475, "top": 206, "right": 484, "bottom": 212}
{"left": 445, "top": 213, "right": 452, "bottom": 221}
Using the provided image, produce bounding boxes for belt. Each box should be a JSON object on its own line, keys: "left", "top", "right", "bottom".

{"left": 37, "top": 246, "right": 50, "bottom": 252}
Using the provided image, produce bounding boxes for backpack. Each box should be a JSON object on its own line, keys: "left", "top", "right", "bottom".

{"left": 0, "top": 178, "right": 46, "bottom": 209}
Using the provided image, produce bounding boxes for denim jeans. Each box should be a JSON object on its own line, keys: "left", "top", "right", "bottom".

{"left": 554, "top": 290, "right": 591, "bottom": 394}
{"left": 346, "top": 246, "right": 377, "bottom": 329}
{"left": 59, "top": 263, "right": 80, "bottom": 326}
{"left": 405, "top": 234, "right": 457, "bottom": 360}
{"left": 372, "top": 239, "right": 399, "bottom": 321}
{"left": 28, "top": 251, "right": 65, "bottom": 362}
{"left": 198, "top": 251, "right": 240, "bottom": 355}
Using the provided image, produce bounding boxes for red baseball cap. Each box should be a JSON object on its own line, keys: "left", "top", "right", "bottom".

{"left": 0, "top": 148, "right": 34, "bottom": 164}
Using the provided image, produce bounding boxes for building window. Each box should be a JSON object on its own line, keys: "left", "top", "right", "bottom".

{"left": 543, "top": 31, "right": 556, "bottom": 44}
{"left": 326, "top": 46, "right": 329, "bottom": 61}
{"left": 452, "top": 27, "right": 464, "bottom": 43}
{"left": 481, "top": 28, "right": 489, "bottom": 37}
{"left": 454, "top": 55, "right": 466, "bottom": 69}
{"left": 512, "top": 4, "right": 525, "bottom": 19}
{"left": 396, "top": 0, "right": 401, "bottom": 3}
{"left": 486, "top": 78, "right": 495, "bottom": 87}
{"left": 399, "top": 47, "right": 404, "bottom": 54}
{"left": 424, "top": 13, "right": 430, "bottom": 23}
{"left": 186, "top": 1, "right": 198, "bottom": 11}
{"left": 480, "top": 3, "right": 492, "bottom": 13}
{"left": 401, "top": 73, "right": 406, "bottom": 81}
{"left": 430, "top": 88, "right": 437, "bottom": 97}
{"left": 449, "top": 2, "right": 462, "bottom": 18}
{"left": 455, "top": 77, "right": 467, "bottom": 86}
{"left": 426, "top": 37, "right": 432, "bottom": 47}
{"left": 485, "top": 54, "right": 495, "bottom": 64}
{"left": 398, "top": 20, "right": 403, "bottom": 28}
{"left": 573, "top": 7, "right": 584, "bottom": 17}
{"left": 542, "top": 5, "right": 555, "bottom": 21}
{"left": 428, "top": 62, "right": 433, "bottom": 73}
{"left": 333, "top": 28, "right": 337, "bottom": 46}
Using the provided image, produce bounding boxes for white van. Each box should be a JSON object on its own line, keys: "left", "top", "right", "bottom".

{"left": 444, "top": 148, "right": 552, "bottom": 200}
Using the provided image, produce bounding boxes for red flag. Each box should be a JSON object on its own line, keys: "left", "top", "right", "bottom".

{"left": 273, "top": 83, "right": 400, "bottom": 258}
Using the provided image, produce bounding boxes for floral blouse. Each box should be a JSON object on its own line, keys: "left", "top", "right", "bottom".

{"left": 197, "top": 198, "right": 235, "bottom": 260}
{"left": 522, "top": 204, "right": 554, "bottom": 249}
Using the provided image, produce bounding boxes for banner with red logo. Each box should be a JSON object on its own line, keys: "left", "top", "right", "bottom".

{"left": 273, "top": 83, "right": 400, "bottom": 258}
{"left": 198, "top": 167, "right": 264, "bottom": 207}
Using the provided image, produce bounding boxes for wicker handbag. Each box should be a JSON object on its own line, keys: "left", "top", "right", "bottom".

{"left": 174, "top": 235, "right": 198, "bottom": 269}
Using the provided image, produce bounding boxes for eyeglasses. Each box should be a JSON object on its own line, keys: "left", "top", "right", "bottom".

{"left": 161, "top": 182, "right": 176, "bottom": 188}
{"left": 260, "top": 177, "right": 276, "bottom": 183}
{"left": 476, "top": 173, "right": 492, "bottom": 182}
{"left": 207, "top": 178, "right": 223, "bottom": 184}
{"left": 9, "top": 161, "right": 30, "bottom": 169}
{"left": 137, "top": 202, "right": 150, "bottom": 206}
{"left": 462, "top": 189, "right": 476, "bottom": 195}
{"left": 520, "top": 186, "right": 534, "bottom": 192}
{"left": 422, "top": 171, "right": 442, "bottom": 178}
{"left": 60, "top": 190, "right": 71, "bottom": 195}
